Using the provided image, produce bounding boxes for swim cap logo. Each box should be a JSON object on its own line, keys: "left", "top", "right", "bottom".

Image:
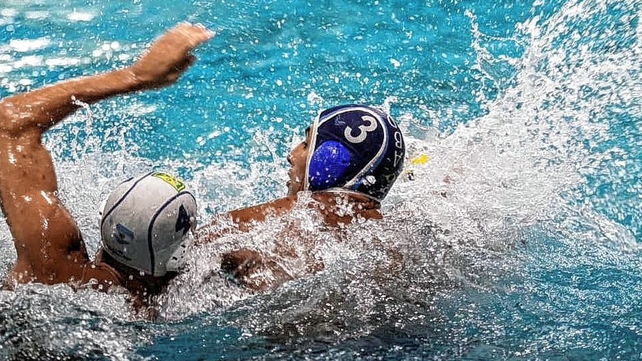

{"left": 153, "top": 172, "right": 186, "bottom": 192}
{"left": 114, "top": 223, "right": 134, "bottom": 245}
{"left": 344, "top": 115, "right": 379, "bottom": 144}
{"left": 393, "top": 130, "right": 404, "bottom": 167}
{"left": 175, "top": 205, "right": 192, "bottom": 235}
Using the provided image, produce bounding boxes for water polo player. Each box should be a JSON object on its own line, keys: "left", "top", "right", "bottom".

{"left": 203, "top": 104, "right": 406, "bottom": 290}
{"left": 290, "top": 104, "right": 405, "bottom": 202}
{"left": 0, "top": 23, "right": 211, "bottom": 314}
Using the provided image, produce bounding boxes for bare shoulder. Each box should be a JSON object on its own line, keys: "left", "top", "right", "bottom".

{"left": 228, "top": 196, "right": 298, "bottom": 224}
{"left": 309, "top": 191, "right": 383, "bottom": 226}
{"left": 79, "top": 262, "right": 125, "bottom": 292}
{"left": 8, "top": 192, "right": 91, "bottom": 283}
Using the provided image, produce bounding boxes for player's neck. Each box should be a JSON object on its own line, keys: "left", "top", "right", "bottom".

{"left": 310, "top": 191, "right": 382, "bottom": 227}
{"left": 97, "top": 250, "right": 175, "bottom": 298}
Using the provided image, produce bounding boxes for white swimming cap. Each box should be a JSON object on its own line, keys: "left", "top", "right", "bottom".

{"left": 99, "top": 171, "right": 198, "bottom": 277}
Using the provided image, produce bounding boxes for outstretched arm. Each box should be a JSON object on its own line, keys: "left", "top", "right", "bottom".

{"left": 195, "top": 196, "right": 297, "bottom": 245}
{"left": 200, "top": 192, "right": 381, "bottom": 291}
{"left": 0, "top": 23, "right": 214, "bottom": 286}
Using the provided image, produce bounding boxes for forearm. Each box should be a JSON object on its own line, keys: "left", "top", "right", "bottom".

{"left": 195, "top": 196, "right": 298, "bottom": 245}
{"left": 0, "top": 68, "right": 142, "bottom": 135}
{"left": 220, "top": 248, "right": 294, "bottom": 291}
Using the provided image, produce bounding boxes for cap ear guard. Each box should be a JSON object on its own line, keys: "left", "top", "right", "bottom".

{"left": 165, "top": 232, "right": 193, "bottom": 273}
{"left": 165, "top": 212, "right": 197, "bottom": 273}
{"left": 308, "top": 140, "right": 352, "bottom": 191}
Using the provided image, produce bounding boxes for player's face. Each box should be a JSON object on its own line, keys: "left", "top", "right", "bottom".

{"left": 286, "top": 128, "right": 312, "bottom": 196}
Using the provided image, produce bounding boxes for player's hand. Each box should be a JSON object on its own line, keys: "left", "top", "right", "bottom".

{"left": 221, "top": 248, "right": 265, "bottom": 279}
{"left": 220, "top": 248, "right": 292, "bottom": 291}
{"left": 130, "top": 22, "right": 214, "bottom": 90}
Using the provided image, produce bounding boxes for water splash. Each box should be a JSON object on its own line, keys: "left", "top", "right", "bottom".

{"left": 207, "top": 0, "right": 642, "bottom": 357}
{"left": 0, "top": 284, "right": 143, "bottom": 361}
{"left": 1, "top": 0, "right": 642, "bottom": 359}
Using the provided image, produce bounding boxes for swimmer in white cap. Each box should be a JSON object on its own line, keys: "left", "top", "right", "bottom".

{"left": 199, "top": 104, "right": 406, "bottom": 290}
{"left": 0, "top": 23, "right": 212, "bottom": 315}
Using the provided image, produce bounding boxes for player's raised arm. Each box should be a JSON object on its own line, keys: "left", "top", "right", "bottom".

{"left": 0, "top": 23, "right": 213, "bottom": 286}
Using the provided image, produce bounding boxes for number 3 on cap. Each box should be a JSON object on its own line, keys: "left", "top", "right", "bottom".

{"left": 344, "top": 115, "right": 378, "bottom": 144}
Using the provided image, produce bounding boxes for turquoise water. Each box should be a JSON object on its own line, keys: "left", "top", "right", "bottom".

{"left": 1, "top": 0, "right": 641, "bottom": 360}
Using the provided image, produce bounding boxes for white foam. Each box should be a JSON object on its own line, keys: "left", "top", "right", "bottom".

{"left": 66, "top": 11, "right": 94, "bottom": 22}
{"left": 9, "top": 37, "right": 50, "bottom": 52}
{"left": 25, "top": 11, "right": 49, "bottom": 20}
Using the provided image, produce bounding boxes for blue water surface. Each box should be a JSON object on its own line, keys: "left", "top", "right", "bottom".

{"left": 1, "top": 0, "right": 641, "bottom": 360}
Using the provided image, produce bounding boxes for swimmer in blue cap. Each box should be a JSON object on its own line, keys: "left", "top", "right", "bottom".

{"left": 291, "top": 104, "right": 405, "bottom": 202}
{"left": 200, "top": 104, "right": 405, "bottom": 231}
{"left": 0, "top": 24, "right": 212, "bottom": 316}
{"left": 202, "top": 104, "right": 406, "bottom": 290}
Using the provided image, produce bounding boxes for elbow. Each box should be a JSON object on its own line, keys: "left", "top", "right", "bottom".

{"left": 0, "top": 100, "right": 11, "bottom": 132}
{"left": 0, "top": 99, "right": 38, "bottom": 136}
{"left": 0, "top": 100, "right": 21, "bottom": 135}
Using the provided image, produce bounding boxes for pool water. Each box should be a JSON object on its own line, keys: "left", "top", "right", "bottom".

{"left": 1, "top": 0, "right": 641, "bottom": 360}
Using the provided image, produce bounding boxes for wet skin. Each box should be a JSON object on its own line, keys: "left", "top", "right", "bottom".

{"left": 286, "top": 127, "right": 312, "bottom": 196}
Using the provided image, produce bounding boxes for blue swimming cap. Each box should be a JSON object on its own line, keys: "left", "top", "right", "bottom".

{"left": 305, "top": 104, "right": 406, "bottom": 202}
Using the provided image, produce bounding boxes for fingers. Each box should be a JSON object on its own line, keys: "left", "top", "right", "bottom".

{"left": 221, "top": 249, "right": 262, "bottom": 274}
{"left": 170, "top": 22, "right": 215, "bottom": 49}
{"left": 166, "top": 55, "right": 196, "bottom": 83}
{"left": 174, "top": 55, "right": 196, "bottom": 74}
{"left": 131, "top": 23, "right": 214, "bottom": 89}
